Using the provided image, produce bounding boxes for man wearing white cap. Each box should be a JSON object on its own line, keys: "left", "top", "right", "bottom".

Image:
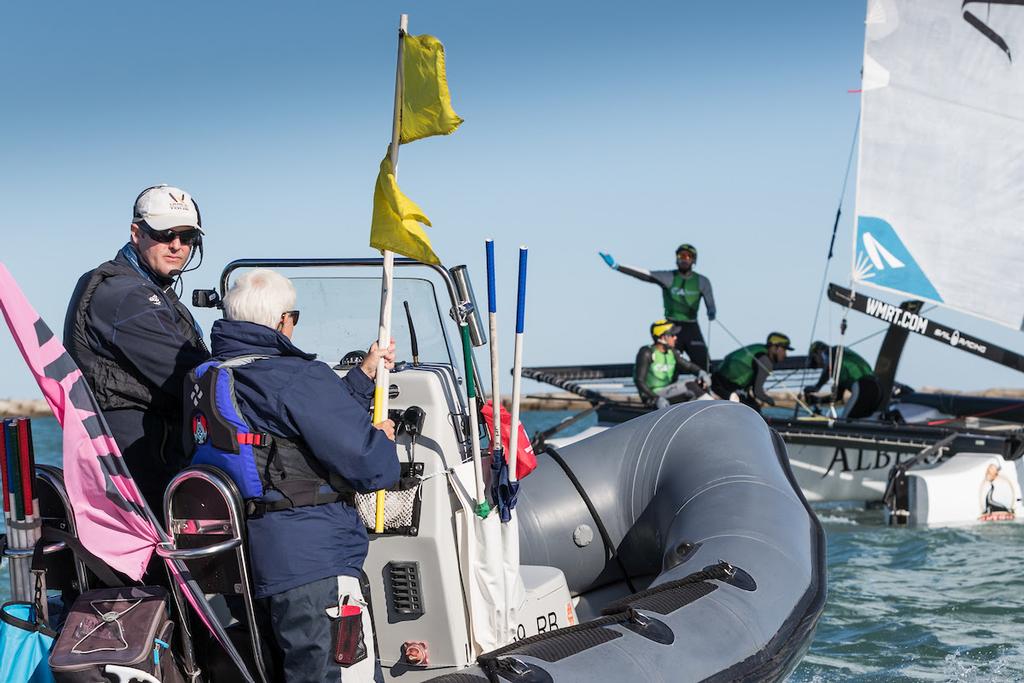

{"left": 64, "top": 184, "right": 211, "bottom": 514}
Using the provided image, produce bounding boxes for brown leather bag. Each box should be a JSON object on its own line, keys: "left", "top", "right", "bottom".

{"left": 48, "top": 586, "right": 184, "bottom": 683}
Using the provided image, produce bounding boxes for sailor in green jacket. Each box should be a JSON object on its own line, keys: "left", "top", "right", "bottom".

{"left": 710, "top": 332, "right": 794, "bottom": 412}
{"left": 804, "top": 341, "right": 883, "bottom": 419}
{"left": 600, "top": 244, "right": 715, "bottom": 370}
{"left": 635, "top": 320, "right": 711, "bottom": 409}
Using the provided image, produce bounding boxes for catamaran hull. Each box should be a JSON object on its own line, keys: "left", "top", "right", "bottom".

{"left": 560, "top": 404, "right": 1023, "bottom": 508}
{"left": 785, "top": 441, "right": 898, "bottom": 502}
{"left": 553, "top": 427, "right": 905, "bottom": 503}
{"left": 442, "top": 401, "right": 826, "bottom": 683}
{"left": 887, "top": 453, "right": 1024, "bottom": 526}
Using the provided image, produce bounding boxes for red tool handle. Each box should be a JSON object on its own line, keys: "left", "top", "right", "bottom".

{"left": 17, "top": 419, "right": 33, "bottom": 516}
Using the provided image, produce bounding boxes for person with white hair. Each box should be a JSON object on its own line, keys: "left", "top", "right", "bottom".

{"left": 188, "top": 267, "right": 399, "bottom": 682}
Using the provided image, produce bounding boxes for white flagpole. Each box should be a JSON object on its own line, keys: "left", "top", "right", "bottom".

{"left": 373, "top": 13, "right": 408, "bottom": 534}
{"left": 508, "top": 247, "right": 527, "bottom": 485}
{"left": 21, "top": 419, "right": 45, "bottom": 621}
{"left": 499, "top": 246, "right": 529, "bottom": 646}
{"left": 486, "top": 240, "right": 501, "bottom": 456}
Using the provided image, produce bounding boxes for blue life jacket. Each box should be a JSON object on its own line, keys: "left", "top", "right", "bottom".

{"left": 185, "top": 355, "right": 355, "bottom": 515}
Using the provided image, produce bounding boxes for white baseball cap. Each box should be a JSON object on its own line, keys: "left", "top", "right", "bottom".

{"left": 132, "top": 184, "right": 203, "bottom": 232}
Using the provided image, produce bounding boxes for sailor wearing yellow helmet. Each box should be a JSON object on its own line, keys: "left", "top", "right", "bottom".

{"left": 634, "top": 319, "right": 711, "bottom": 409}
{"left": 710, "top": 332, "right": 794, "bottom": 413}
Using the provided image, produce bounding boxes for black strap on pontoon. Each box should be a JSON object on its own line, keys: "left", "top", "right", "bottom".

{"left": 598, "top": 562, "right": 735, "bottom": 615}
{"left": 476, "top": 561, "right": 736, "bottom": 683}
{"left": 542, "top": 446, "right": 636, "bottom": 593}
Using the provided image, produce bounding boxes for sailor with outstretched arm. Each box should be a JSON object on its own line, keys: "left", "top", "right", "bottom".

{"left": 599, "top": 243, "right": 715, "bottom": 370}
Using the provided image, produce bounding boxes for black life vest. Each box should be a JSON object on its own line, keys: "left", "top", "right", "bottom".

{"left": 64, "top": 255, "right": 204, "bottom": 414}
{"left": 185, "top": 355, "right": 355, "bottom": 515}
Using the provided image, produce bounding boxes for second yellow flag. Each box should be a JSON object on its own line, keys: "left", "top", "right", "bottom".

{"left": 369, "top": 156, "right": 440, "bottom": 265}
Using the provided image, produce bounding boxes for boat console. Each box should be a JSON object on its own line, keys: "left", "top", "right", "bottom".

{"left": 160, "top": 258, "right": 574, "bottom": 681}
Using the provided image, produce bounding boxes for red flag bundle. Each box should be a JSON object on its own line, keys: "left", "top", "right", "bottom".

{"left": 480, "top": 400, "right": 536, "bottom": 480}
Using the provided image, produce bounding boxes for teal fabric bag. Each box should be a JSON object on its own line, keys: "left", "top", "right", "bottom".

{"left": 0, "top": 601, "right": 56, "bottom": 683}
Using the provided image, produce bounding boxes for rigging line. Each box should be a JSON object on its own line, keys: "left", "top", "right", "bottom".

{"left": 706, "top": 319, "right": 712, "bottom": 372}
{"left": 765, "top": 367, "right": 818, "bottom": 391}
{"left": 806, "top": 109, "right": 861, "bottom": 358}
{"left": 926, "top": 400, "right": 1024, "bottom": 427}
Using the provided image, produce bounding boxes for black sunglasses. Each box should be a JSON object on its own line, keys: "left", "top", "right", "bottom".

{"left": 283, "top": 310, "right": 300, "bottom": 325}
{"left": 139, "top": 222, "right": 202, "bottom": 246}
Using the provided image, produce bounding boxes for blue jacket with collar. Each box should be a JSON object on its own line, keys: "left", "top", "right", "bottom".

{"left": 205, "top": 319, "right": 399, "bottom": 598}
{"left": 64, "top": 247, "right": 209, "bottom": 513}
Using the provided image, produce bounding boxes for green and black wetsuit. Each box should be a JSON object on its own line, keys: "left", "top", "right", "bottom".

{"left": 634, "top": 344, "right": 703, "bottom": 405}
{"left": 615, "top": 264, "right": 716, "bottom": 371}
{"left": 808, "top": 346, "right": 881, "bottom": 419}
{"left": 711, "top": 343, "right": 775, "bottom": 409}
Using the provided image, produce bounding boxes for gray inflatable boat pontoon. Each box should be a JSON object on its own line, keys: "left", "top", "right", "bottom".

{"left": 450, "top": 401, "right": 827, "bottom": 682}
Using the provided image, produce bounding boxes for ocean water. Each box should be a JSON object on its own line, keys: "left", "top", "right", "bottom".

{"left": 5, "top": 413, "right": 1024, "bottom": 681}
{"left": 521, "top": 411, "right": 1024, "bottom": 682}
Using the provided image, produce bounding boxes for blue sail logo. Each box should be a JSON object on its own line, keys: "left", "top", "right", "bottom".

{"left": 854, "top": 216, "right": 943, "bottom": 302}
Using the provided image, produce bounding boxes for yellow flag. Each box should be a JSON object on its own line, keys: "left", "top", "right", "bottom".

{"left": 370, "top": 155, "right": 440, "bottom": 264}
{"left": 401, "top": 34, "right": 464, "bottom": 144}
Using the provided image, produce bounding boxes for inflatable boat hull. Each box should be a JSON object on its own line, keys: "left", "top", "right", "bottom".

{"left": 434, "top": 400, "right": 827, "bottom": 682}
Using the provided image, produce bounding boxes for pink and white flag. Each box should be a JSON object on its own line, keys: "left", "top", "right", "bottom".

{"left": 0, "top": 263, "right": 256, "bottom": 680}
{"left": 0, "top": 263, "right": 161, "bottom": 578}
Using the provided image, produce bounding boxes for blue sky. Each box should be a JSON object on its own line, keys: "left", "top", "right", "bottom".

{"left": 3, "top": 1, "right": 1023, "bottom": 399}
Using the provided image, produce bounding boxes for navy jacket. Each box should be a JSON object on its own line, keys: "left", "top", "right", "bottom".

{"left": 206, "top": 319, "right": 399, "bottom": 598}
{"left": 65, "top": 248, "right": 209, "bottom": 512}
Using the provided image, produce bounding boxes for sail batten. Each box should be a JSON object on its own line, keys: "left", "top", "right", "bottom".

{"left": 854, "top": 0, "right": 1024, "bottom": 331}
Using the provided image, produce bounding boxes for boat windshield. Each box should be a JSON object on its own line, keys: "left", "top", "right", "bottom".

{"left": 290, "top": 276, "right": 454, "bottom": 368}
{"left": 223, "top": 267, "right": 456, "bottom": 368}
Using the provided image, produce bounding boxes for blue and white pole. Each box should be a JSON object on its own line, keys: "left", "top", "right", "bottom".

{"left": 508, "top": 246, "right": 528, "bottom": 488}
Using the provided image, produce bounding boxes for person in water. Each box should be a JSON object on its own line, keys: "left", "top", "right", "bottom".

{"left": 599, "top": 243, "right": 716, "bottom": 370}
{"left": 635, "top": 319, "right": 711, "bottom": 409}
{"left": 202, "top": 268, "right": 399, "bottom": 682}
{"left": 64, "top": 184, "right": 210, "bottom": 514}
{"left": 803, "top": 341, "right": 883, "bottom": 419}
{"left": 710, "top": 332, "right": 794, "bottom": 412}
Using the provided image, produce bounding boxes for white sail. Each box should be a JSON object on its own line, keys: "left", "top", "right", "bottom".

{"left": 854, "top": 0, "right": 1024, "bottom": 330}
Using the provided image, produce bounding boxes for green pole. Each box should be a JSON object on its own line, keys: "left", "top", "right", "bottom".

{"left": 461, "top": 323, "right": 491, "bottom": 518}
